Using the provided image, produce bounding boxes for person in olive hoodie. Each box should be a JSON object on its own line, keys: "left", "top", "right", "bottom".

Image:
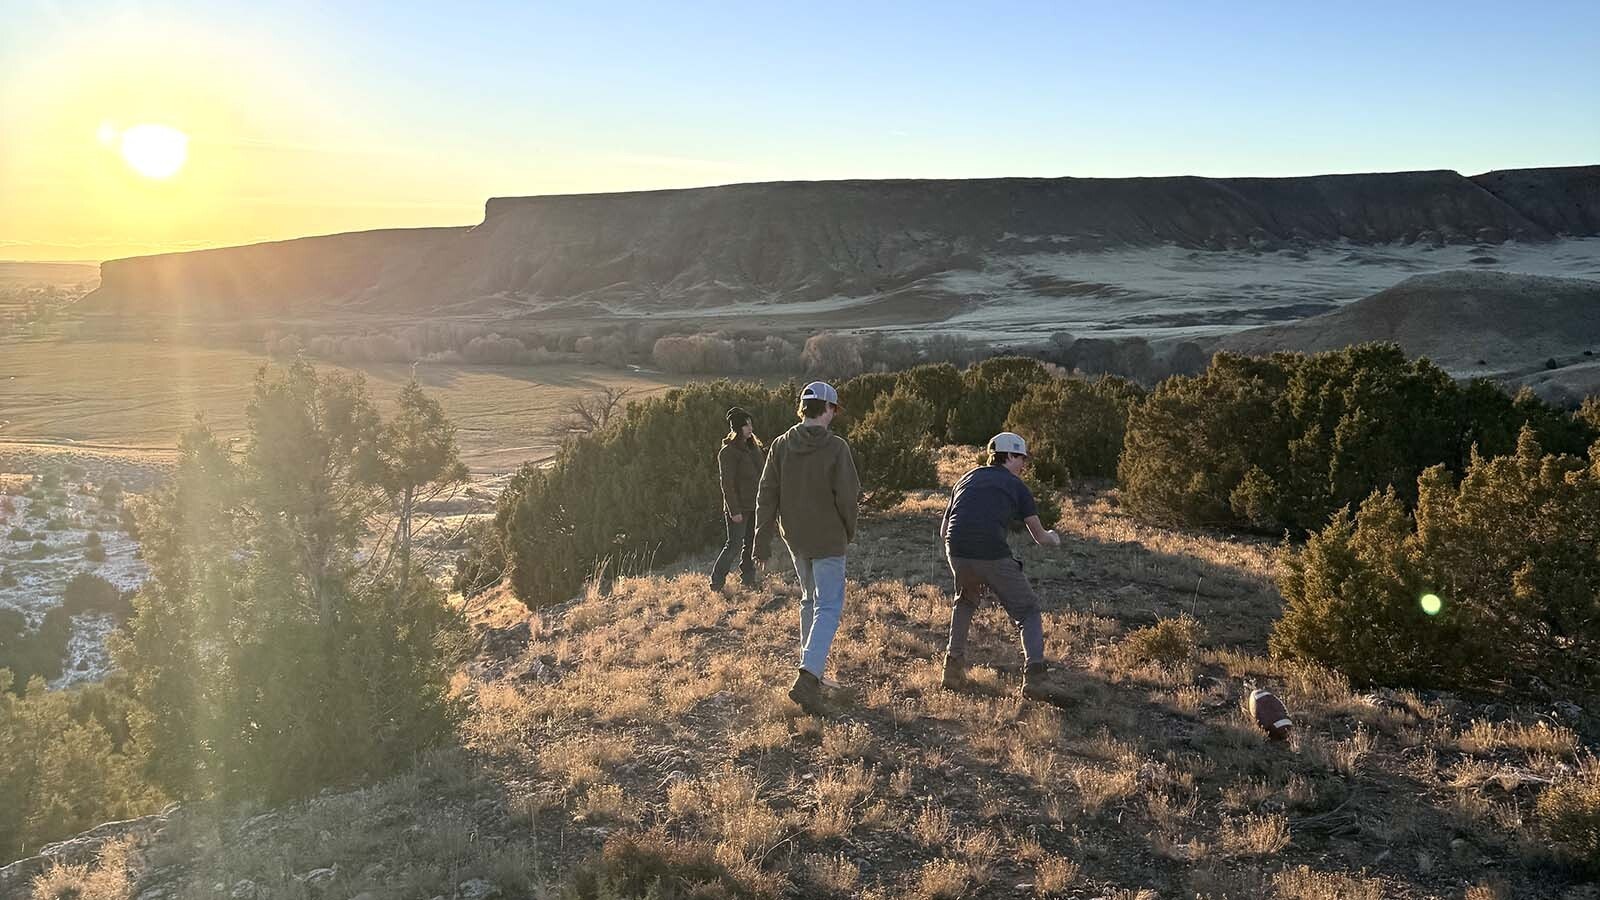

{"left": 710, "top": 406, "right": 764, "bottom": 592}
{"left": 754, "top": 381, "right": 860, "bottom": 715}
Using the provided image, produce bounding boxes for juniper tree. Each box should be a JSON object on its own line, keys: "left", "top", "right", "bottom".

{"left": 117, "top": 363, "right": 465, "bottom": 802}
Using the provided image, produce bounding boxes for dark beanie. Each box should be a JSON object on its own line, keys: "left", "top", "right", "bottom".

{"left": 726, "top": 406, "right": 752, "bottom": 430}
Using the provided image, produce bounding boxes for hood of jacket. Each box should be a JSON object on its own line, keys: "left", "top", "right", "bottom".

{"left": 786, "top": 423, "right": 835, "bottom": 454}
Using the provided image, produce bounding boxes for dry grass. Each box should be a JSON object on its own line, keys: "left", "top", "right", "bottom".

{"left": 1271, "top": 865, "right": 1386, "bottom": 900}
{"left": 30, "top": 837, "right": 136, "bottom": 900}
{"left": 1218, "top": 813, "right": 1291, "bottom": 856}
{"left": 67, "top": 482, "right": 1598, "bottom": 900}
{"left": 575, "top": 783, "right": 642, "bottom": 825}
{"left": 1535, "top": 763, "right": 1600, "bottom": 862}
{"left": 914, "top": 859, "right": 969, "bottom": 899}
{"left": 539, "top": 734, "right": 638, "bottom": 786}
{"left": 1299, "top": 728, "right": 1373, "bottom": 777}
{"left": 1458, "top": 718, "right": 1580, "bottom": 757}
{"left": 820, "top": 721, "right": 875, "bottom": 760}
{"left": 1033, "top": 854, "right": 1080, "bottom": 894}
{"left": 803, "top": 852, "right": 861, "bottom": 893}
{"left": 1110, "top": 614, "right": 1205, "bottom": 671}
{"left": 1466, "top": 879, "right": 1513, "bottom": 900}
{"left": 0, "top": 342, "right": 677, "bottom": 472}
{"left": 913, "top": 804, "right": 952, "bottom": 847}
{"left": 1068, "top": 761, "right": 1139, "bottom": 814}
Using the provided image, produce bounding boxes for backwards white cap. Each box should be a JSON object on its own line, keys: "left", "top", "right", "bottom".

{"left": 988, "top": 432, "right": 1029, "bottom": 456}
{"left": 799, "top": 381, "right": 840, "bottom": 405}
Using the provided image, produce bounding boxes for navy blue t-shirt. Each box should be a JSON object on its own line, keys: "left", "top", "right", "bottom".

{"left": 943, "top": 465, "right": 1038, "bottom": 560}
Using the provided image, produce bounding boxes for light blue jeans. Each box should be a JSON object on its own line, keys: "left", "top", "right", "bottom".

{"left": 792, "top": 553, "right": 847, "bottom": 677}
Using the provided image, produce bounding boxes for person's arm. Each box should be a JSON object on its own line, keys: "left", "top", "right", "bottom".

{"left": 754, "top": 441, "right": 781, "bottom": 559}
{"left": 939, "top": 493, "right": 954, "bottom": 542}
{"left": 717, "top": 446, "right": 739, "bottom": 519}
{"left": 1024, "top": 515, "right": 1061, "bottom": 547}
{"left": 1016, "top": 478, "right": 1058, "bottom": 547}
{"left": 835, "top": 440, "right": 861, "bottom": 545}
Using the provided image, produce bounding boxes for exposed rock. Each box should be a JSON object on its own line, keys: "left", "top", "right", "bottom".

{"left": 454, "top": 879, "right": 500, "bottom": 900}
{"left": 0, "top": 812, "right": 169, "bottom": 899}
{"left": 297, "top": 865, "right": 339, "bottom": 888}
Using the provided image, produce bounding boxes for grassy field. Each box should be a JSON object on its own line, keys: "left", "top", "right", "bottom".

{"left": 0, "top": 338, "right": 679, "bottom": 474}
{"left": 36, "top": 457, "right": 1594, "bottom": 900}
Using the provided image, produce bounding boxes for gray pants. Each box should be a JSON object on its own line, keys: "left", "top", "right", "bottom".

{"left": 947, "top": 554, "right": 1045, "bottom": 665}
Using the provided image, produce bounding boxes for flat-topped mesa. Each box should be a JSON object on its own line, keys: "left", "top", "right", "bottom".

{"left": 86, "top": 166, "right": 1600, "bottom": 317}
{"left": 1471, "top": 165, "right": 1600, "bottom": 237}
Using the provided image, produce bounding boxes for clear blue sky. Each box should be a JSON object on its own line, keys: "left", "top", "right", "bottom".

{"left": 3, "top": 0, "right": 1596, "bottom": 257}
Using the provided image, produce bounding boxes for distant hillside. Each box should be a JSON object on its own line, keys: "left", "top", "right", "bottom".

{"left": 1214, "top": 271, "right": 1600, "bottom": 378}
{"left": 85, "top": 166, "right": 1600, "bottom": 319}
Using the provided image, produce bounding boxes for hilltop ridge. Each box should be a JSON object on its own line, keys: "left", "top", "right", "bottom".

{"left": 84, "top": 166, "right": 1600, "bottom": 320}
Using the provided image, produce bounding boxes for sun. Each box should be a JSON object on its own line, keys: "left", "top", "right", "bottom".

{"left": 116, "top": 123, "right": 189, "bottom": 179}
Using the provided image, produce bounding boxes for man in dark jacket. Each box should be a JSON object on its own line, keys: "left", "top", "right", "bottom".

{"left": 940, "top": 432, "right": 1072, "bottom": 704}
{"left": 755, "top": 381, "right": 860, "bottom": 715}
{"left": 711, "top": 406, "right": 763, "bottom": 591}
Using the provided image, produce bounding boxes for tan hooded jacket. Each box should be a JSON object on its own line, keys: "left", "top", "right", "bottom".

{"left": 754, "top": 423, "right": 860, "bottom": 559}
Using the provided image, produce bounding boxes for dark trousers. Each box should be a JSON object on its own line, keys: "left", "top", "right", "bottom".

{"left": 711, "top": 510, "right": 756, "bottom": 587}
{"left": 947, "top": 554, "right": 1046, "bottom": 665}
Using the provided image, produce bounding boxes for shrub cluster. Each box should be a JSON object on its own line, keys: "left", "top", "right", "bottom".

{"left": 1272, "top": 429, "right": 1600, "bottom": 691}
{"left": 1119, "top": 344, "right": 1594, "bottom": 532}
{"left": 116, "top": 363, "right": 469, "bottom": 802}
{"left": 1005, "top": 375, "right": 1144, "bottom": 485}
{"left": 0, "top": 607, "right": 72, "bottom": 689}
{"left": 948, "top": 357, "right": 1057, "bottom": 446}
{"left": 0, "top": 671, "right": 164, "bottom": 860}
{"left": 497, "top": 360, "right": 1115, "bottom": 606}
{"left": 499, "top": 381, "right": 797, "bottom": 605}
{"left": 849, "top": 387, "right": 940, "bottom": 510}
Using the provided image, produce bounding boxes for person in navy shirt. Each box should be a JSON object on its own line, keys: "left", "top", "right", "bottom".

{"left": 940, "top": 432, "right": 1071, "bottom": 703}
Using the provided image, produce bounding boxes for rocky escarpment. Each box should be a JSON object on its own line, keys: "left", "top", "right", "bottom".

{"left": 86, "top": 166, "right": 1600, "bottom": 317}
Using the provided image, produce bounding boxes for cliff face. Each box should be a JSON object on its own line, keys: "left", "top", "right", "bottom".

{"left": 86, "top": 166, "right": 1600, "bottom": 317}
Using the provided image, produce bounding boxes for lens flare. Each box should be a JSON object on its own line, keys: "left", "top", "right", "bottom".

{"left": 119, "top": 123, "right": 189, "bottom": 179}
{"left": 1420, "top": 593, "right": 1443, "bottom": 615}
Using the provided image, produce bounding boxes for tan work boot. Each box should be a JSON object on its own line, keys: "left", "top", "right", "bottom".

{"left": 788, "top": 668, "right": 826, "bottom": 716}
{"left": 1021, "top": 662, "right": 1074, "bottom": 706}
{"left": 941, "top": 653, "right": 968, "bottom": 691}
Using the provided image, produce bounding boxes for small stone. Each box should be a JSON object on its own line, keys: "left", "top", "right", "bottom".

{"left": 298, "top": 866, "right": 339, "bottom": 887}
{"left": 229, "top": 880, "right": 258, "bottom": 900}
{"left": 455, "top": 879, "right": 500, "bottom": 900}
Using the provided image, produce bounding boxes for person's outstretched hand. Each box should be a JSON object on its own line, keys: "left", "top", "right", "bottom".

{"left": 1043, "top": 529, "right": 1062, "bottom": 548}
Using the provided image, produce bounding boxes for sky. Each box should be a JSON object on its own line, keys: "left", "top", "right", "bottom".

{"left": 2, "top": 0, "right": 1596, "bottom": 262}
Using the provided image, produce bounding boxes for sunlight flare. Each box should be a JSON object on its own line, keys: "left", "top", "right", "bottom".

{"left": 117, "top": 123, "right": 189, "bottom": 179}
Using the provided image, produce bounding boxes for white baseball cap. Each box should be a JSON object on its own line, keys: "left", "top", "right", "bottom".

{"left": 800, "top": 381, "right": 840, "bottom": 406}
{"left": 988, "top": 432, "right": 1029, "bottom": 456}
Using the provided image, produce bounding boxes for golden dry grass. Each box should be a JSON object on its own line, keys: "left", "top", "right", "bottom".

{"left": 0, "top": 341, "right": 679, "bottom": 473}
{"left": 59, "top": 481, "right": 1598, "bottom": 900}
{"left": 30, "top": 837, "right": 136, "bottom": 900}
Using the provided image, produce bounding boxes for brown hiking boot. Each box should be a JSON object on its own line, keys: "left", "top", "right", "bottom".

{"left": 788, "top": 668, "right": 826, "bottom": 716}
{"left": 1021, "top": 662, "right": 1074, "bottom": 706}
{"left": 941, "top": 653, "right": 968, "bottom": 691}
